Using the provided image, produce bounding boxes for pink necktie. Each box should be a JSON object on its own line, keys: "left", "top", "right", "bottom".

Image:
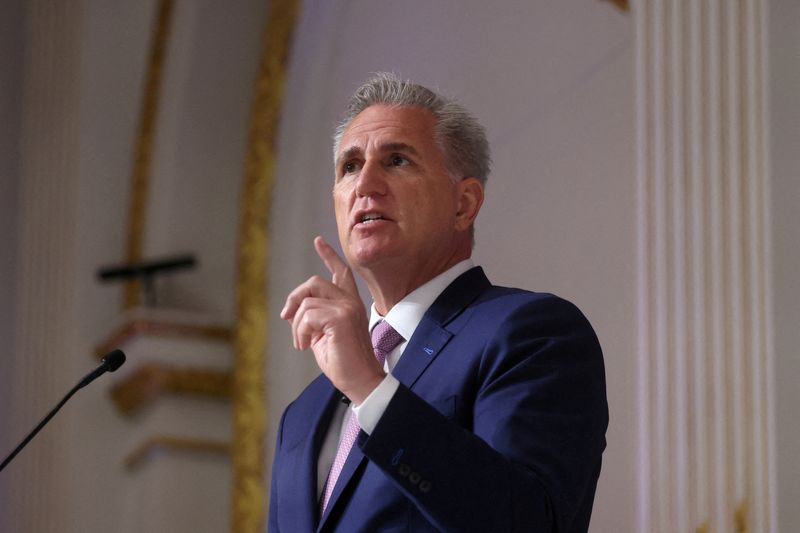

{"left": 320, "top": 320, "right": 403, "bottom": 513}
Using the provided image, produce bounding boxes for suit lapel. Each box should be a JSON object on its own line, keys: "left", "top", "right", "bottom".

{"left": 295, "top": 382, "right": 339, "bottom": 531}
{"left": 394, "top": 266, "right": 490, "bottom": 388}
{"left": 317, "top": 428, "right": 368, "bottom": 530}
{"left": 392, "top": 318, "right": 452, "bottom": 387}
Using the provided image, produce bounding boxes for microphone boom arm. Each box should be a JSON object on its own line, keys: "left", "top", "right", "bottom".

{"left": 0, "top": 349, "right": 126, "bottom": 473}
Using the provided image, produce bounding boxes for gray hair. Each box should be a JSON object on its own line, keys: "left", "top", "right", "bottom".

{"left": 333, "top": 73, "right": 491, "bottom": 186}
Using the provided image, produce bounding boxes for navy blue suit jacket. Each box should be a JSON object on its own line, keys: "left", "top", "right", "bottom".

{"left": 268, "top": 267, "right": 608, "bottom": 532}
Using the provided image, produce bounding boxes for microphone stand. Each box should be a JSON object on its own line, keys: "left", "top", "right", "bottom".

{"left": 0, "top": 349, "right": 126, "bottom": 473}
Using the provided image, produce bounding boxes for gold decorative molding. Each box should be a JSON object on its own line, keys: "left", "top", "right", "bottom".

{"left": 734, "top": 500, "right": 748, "bottom": 533}
{"left": 125, "top": 435, "right": 230, "bottom": 470}
{"left": 94, "top": 315, "right": 232, "bottom": 359}
{"left": 124, "top": 0, "right": 175, "bottom": 309}
{"left": 693, "top": 500, "right": 748, "bottom": 533}
{"left": 605, "top": 0, "right": 629, "bottom": 12}
{"left": 110, "top": 363, "right": 232, "bottom": 415}
{"left": 231, "top": 1, "right": 301, "bottom": 532}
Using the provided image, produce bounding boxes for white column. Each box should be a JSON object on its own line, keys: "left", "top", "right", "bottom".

{"left": 634, "top": 1, "right": 775, "bottom": 531}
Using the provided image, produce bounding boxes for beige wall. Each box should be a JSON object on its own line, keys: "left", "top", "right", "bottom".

{"left": 0, "top": 0, "right": 794, "bottom": 531}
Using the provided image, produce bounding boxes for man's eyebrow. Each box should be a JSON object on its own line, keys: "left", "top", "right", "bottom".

{"left": 379, "top": 142, "right": 420, "bottom": 157}
{"left": 336, "top": 142, "right": 421, "bottom": 168}
{"left": 336, "top": 146, "right": 362, "bottom": 168}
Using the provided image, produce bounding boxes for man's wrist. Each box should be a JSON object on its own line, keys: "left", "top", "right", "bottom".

{"left": 345, "top": 367, "right": 387, "bottom": 406}
{"left": 352, "top": 373, "right": 400, "bottom": 434}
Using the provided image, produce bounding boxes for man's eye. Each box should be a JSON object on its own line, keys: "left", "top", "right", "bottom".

{"left": 343, "top": 161, "right": 360, "bottom": 174}
{"left": 390, "top": 155, "right": 409, "bottom": 167}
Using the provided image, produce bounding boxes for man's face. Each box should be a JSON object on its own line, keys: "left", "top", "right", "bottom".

{"left": 333, "top": 105, "right": 465, "bottom": 275}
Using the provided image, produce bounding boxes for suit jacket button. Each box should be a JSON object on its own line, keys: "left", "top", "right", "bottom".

{"left": 408, "top": 472, "right": 421, "bottom": 485}
{"left": 419, "top": 480, "right": 432, "bottom": 493}
{"left": 398, "top": 464, "right": 411, "bottom": 477}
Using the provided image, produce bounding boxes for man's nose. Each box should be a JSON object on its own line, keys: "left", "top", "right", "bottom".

{"left": 354, "top": 159, "right": 387, "bottom": 197}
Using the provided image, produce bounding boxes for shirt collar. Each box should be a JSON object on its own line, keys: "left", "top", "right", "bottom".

{"left": 368, "top": 259, "right": 474, "bottom": 342}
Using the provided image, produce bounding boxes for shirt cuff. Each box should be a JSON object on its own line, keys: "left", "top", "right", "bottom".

{"left": 352, "top": 373, "right": 400, "bottom": 434}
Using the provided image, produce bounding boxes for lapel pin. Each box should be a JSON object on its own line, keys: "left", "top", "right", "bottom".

{"left": 423, "top": 347, "right": 434, "bottom": 355}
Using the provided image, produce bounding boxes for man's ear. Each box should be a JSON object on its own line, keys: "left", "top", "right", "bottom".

{"left": 454, "top": 177, "right": 484, "bottom": 231}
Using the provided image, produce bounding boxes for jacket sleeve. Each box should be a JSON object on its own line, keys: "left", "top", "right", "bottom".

{"left": 359, "top": 295, "right": 608, "bottom": 532}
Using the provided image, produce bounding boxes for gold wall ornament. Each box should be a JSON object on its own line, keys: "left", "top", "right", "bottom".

{"left": 124, "top": 0, "right": 175, "bottom": 309}
{"left": 110, "top": 363, "right": 232, "bottom": 415}
{"left": 125, "top": 435, "right": 230, "bottom": 470}
{"left": 230, "top": 1, "right": 301, "bottom": 532}
{"left": 734, "top": 500, "right": 748, "bottom": 533}
{"left": 605, "top": 0, "right": 630, "bottom": 12}
{"left": 94, "top": 315, "right": 232, "bottom": 360}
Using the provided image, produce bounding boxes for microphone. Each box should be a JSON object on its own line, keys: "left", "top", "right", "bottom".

{"left": 77, "top": 349, "right": 126, "bottom": 388}
{"left": 0, "top": 349, "right": 126, "bottom": 473}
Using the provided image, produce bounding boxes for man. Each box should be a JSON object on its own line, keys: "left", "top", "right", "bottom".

{"left": 270, "top": 73, "right": 608, "bottom": 532}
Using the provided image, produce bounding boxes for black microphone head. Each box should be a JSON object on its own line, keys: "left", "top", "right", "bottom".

{"left": 102, "top": 349, "right": 126, "bottom": 372}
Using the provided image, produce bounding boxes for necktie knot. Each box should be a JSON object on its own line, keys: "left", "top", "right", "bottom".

{"left": 371, "top": 320, "right": 403, "bottom": 365}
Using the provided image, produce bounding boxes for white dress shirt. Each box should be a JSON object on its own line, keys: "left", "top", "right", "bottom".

{"left": 315, "top": 259, "right": 474, "bottom": 498}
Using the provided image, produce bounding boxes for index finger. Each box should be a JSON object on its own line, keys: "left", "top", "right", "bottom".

{"left": 314, "top": 236, "right": 358, "bottom": 296}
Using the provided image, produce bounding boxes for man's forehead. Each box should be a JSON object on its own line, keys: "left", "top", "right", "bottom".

{"left": 336, "top": 105, "right": 436, "bottom": 157}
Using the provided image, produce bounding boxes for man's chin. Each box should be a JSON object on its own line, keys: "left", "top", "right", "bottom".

{"left": 346, "top": 245, "right": 402, "bottom": 273}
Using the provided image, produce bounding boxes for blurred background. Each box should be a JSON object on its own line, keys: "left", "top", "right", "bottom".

{"left": 0, "top": 1, "right": 796, "bottom": 531}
